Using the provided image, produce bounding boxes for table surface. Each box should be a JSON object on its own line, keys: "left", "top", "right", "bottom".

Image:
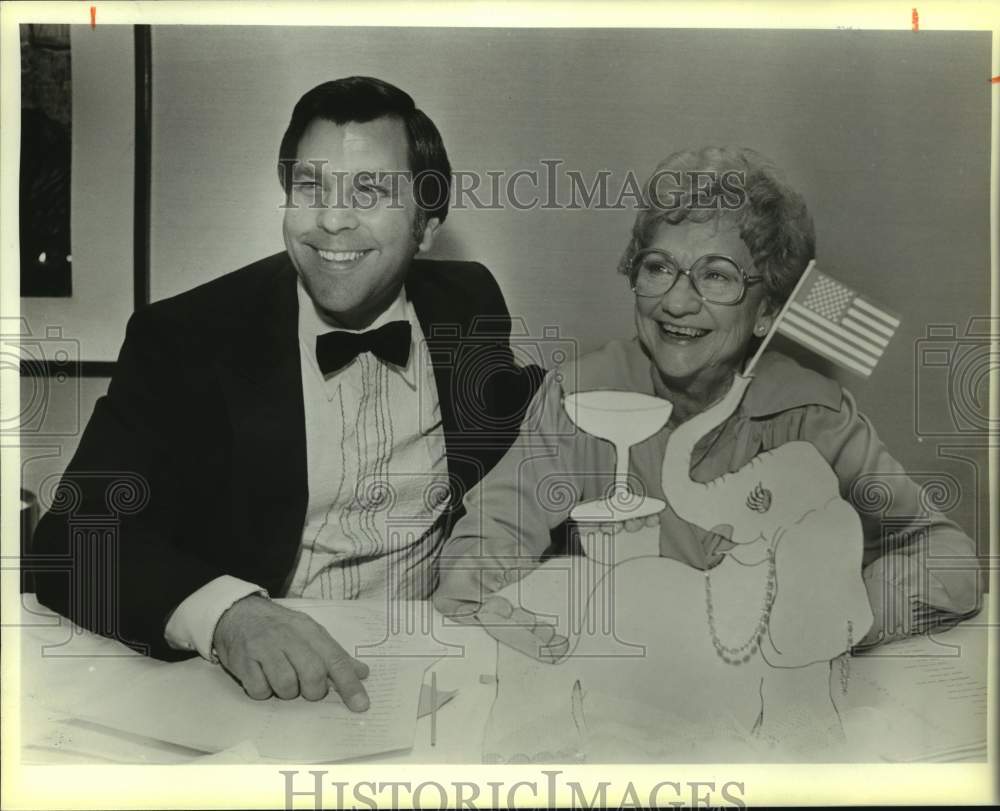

{"left": 13, "top": 592, "right": 991, "bottom": 765}
{"left": 16, "top": 593, "right": 497, "bottom": 765}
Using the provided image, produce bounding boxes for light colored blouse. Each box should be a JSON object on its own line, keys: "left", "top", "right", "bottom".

{"left": 437, "top": 338, "right": 980, "bottom": 634}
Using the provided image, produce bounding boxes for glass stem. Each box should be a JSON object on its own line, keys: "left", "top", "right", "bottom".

{"left": 614, "top": 442, "right": 631, "bottom": 498}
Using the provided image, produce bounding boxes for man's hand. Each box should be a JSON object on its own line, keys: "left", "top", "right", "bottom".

{"left": 212, "top": 595, "right": 370, "bottom": 710}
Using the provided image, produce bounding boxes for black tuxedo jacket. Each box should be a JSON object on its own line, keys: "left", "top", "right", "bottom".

{"left": 32, "top": 253, "right": 545, "bottom": 659}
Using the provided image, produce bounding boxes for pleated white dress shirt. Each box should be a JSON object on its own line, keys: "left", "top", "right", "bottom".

{"left": 165, "top": 281, "right": 449, "bottom": 659}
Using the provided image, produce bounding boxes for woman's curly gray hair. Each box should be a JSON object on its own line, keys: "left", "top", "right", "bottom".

{"left": 619, "top": 147, "right": 816, "bottom": 308}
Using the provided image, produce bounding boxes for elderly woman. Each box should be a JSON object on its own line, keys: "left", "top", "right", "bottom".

{"left": 433, "top": 147, "right": 980, "bottom": 659}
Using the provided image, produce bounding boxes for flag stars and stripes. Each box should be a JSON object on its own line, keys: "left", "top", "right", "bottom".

{"left": 802, "top": 275, "right": 853, "bottom": 321}
{"left": 776, "top": 268, "right": 900, "bottom": 377}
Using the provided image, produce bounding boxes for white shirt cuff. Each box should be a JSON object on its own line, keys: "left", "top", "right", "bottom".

{"left": 164, "top": 575, "right": 267, "bottom": 661}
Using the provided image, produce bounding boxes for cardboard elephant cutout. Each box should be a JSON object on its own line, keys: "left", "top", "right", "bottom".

{"left": 482, "top": 373, "right": 874, "bottom": 762}
{"left": 659, "top": 372, "right": 874, "bottom": 669}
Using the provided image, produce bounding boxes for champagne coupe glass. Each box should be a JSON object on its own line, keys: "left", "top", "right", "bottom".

{"left": 563, "top": 390, "right": 672, "bottom": 524}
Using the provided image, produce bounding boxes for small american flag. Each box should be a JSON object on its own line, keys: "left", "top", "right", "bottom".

{"left": 776, "top": 268, "right": 900, "bottom": 377}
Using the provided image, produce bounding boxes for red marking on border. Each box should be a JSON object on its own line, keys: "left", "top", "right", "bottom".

{"left": 911, "top": 8, "right": 919, "bottom": 31}
{"left": 991, "top": 76, "right": 1000, "bottom": 84}
{"left": 90, "top": 6, "right": 96, "bottom": 28}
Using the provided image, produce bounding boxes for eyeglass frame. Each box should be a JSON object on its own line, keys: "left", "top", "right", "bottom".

{"left": 628, "top": 248, "right": 765, "bottom": 306}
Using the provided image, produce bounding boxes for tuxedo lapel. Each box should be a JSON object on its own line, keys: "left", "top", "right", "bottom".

{"left": 406, "top": 262, "right": 468, "bottom": 490}
{"left": 406, "top": 260, "right": 536, "bottom": 511}
{"left": 216, "top": 257, "right": 308, "bottom": 593}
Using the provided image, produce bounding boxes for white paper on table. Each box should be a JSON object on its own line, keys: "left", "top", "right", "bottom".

{"left": 22, "top": 712, "right": 206, "bottom": 765}
{"left": 840, "top": 618, "right": 988, "bottom": 762}
{"left": 186, "top": 684, "right": 459, "bottom": 766}
{"left": 70, "top": 601, "right": 443, "bottom": 762}
{"left": 192, "top": 740, "right": 263, "bottom": 764}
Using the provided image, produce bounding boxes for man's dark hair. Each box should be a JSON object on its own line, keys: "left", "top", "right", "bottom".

{"left": 277, "top": 76, "right": 451, "bottom": 226}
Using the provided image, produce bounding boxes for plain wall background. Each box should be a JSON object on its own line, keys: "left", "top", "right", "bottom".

{"left": 22, "top": 26, "right": 992, "bottom": 554}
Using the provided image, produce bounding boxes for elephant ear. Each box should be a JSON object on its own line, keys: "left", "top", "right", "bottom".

{"left": 763, "top": 496, "right": 874, "bottom": 668}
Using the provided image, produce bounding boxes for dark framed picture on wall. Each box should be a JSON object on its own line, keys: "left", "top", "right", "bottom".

{"left": 16, "top": 24, "right": 150, "bottom": 373}
{"left": 19, "top": 24, "right": 72, "bottom": 299}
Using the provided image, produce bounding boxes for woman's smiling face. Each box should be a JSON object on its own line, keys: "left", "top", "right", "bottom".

{"left": 634, "top": 219, "right": 773, "bottom": 398}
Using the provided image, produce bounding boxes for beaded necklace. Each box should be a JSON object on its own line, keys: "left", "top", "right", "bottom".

{"left": 840, "top": 620, "right": 853, "bottom": 694}
{"left": 703, "top": 546, "right": 777, "bottom": 665}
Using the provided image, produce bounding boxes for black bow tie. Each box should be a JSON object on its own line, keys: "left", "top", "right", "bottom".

{"left": 315, "top": 321, "right": 412, "bottom": 376}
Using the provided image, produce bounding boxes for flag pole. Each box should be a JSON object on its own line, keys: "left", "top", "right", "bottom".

{"left": 744, "top": 259, "right": 815, "bottom": 377}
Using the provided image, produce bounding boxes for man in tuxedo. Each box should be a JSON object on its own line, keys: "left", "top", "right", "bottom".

{"left": 32, "top": 76, "right": 543, "bottom": 711}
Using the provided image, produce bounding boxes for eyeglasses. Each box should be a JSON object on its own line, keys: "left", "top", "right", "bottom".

{"left": 629, "top": 249, "right": 763, "bottom": 305}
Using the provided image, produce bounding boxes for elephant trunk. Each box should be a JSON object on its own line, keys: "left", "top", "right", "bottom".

{"left": 661, "top": 373, "right": 753, "bottom": 529}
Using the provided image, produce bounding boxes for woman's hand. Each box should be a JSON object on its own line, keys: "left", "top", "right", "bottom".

{"left": 856, "top": 552, "right": 953, "bottom": 648}
{"left": 433, "top": 515, "right": 660, "bottom": 662}
{"left": 434, "top": 568, "right": 568, "bottom": 662}
{"left": 473, "top": 594, "right": 570, "bottom": 664}
{"left": 594, "top": 514, "right": 660, "bottom": 536}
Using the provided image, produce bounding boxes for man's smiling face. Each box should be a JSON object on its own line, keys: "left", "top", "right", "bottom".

{"left": 282, "top": 116, "right": 439, "bottom": 329}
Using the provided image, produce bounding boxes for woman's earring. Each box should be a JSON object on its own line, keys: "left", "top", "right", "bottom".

{"left": 754, "top": 323, "right": 768, "bottom": 336}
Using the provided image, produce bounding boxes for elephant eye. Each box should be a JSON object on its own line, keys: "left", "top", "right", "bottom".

{"left": 746, "top": 482, "right": 773, "bottom": 512}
